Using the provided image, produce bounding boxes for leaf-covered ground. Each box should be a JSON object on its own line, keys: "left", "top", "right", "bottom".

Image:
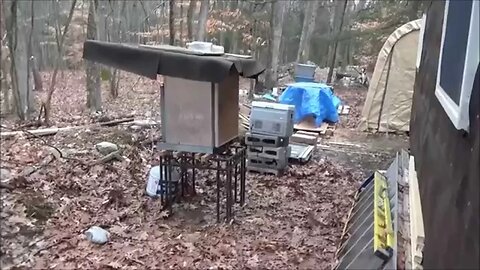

{"left": 1, "top": 71, "right": 373, "bottom": 269}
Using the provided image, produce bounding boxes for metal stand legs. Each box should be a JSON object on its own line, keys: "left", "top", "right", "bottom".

{"left": 158, "top": 143, "right": 246, "bottom": 222}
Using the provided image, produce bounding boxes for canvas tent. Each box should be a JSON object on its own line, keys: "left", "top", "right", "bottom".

{"left": 359, "top": 19, "right": 422, "bottom": 132}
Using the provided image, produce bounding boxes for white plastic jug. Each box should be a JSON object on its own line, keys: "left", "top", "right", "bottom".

{"left": 146, "top": 165, "right": 180, "bottom": 197}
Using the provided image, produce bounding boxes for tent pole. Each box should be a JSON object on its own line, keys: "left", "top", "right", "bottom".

{"left": 377, "top": 45, "right": 395, "bottom": 133}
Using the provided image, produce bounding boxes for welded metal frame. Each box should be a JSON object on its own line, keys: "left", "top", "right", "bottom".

{"left": 158, "top": 141, "right": 246, "bottom": 222}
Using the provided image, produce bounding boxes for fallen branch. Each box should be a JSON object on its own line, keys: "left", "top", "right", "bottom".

{"left": 98, "top": 117, "right": 135, "bottom": 127}
{"left": 90, "top": 150, "right": 124, "bottom": 165}
{"left": 0, "top": 182, "right": 14, "bottom": 190}
{"left": 0, "top": 117, "right": 136, "bottom": 139}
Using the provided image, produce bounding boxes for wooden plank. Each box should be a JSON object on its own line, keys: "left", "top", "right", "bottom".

{"left": 295, "top": 130, "right": 319, "bottom": 137}
{"left": 337, "top": 105, "right": 351, "bottom": 115}
{"left": 291, "top": 133, "right": 317, "bottom": 146}
{"left": 239, "top": 103, "right": 251, "bottom": 116}
{"left": 337, "top": 105, "right": 343, "bottom": 114}
{"left": 409, "top": 156, "right": 425, "bottom": 269}
{"left": 294, "top": 116, "right": 329, "bottom": 133}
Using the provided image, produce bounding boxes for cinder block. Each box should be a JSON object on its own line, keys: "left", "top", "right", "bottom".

{"left": 247, "top": 145, "right": 290, "bottom": 161}
{"left": 247, "top": 156, "right": 287, "bottom": 169}
{"left": 245, "top": 132, "right": 289, "bottom": 147}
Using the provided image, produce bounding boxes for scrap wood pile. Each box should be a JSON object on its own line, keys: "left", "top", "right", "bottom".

{"left": 1, "top": 122, "right": 359, "bottom": 269}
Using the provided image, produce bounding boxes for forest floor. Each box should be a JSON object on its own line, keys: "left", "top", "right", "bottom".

{"left": 0, "top": 72, "right": 407, "bottom": 269}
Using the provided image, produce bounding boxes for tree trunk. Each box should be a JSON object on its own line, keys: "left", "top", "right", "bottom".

{"left": 197, "top": 0, "right": 209, "bottom": 41}
{"left": 1, "top": 46, "right": 12, "bottom": 114}
{"left": 169, "top": 0, "right": 175, "bottom": 45}
{"left": 296, "top": 1, "right": 320, "bottom": 63}
{"left": 326, "top": 0, "right": 348, "bottom": 84}
{"left": 187, "top": 0, "right": 197, "bottom": 41}
{"left": 85, "top": 0, "right": 101, "bottom": 112}
{"left": 109, "top": 69, "right": 120, "bottom": 98}
{"left": 6, "top": 0, "right": 32, "bottom": 120}
{"left": 248, "top": 18, "right": 258, "bottom": 100}
{"left": 267, "top": 0, "right": 286, "bottom": 89}
{"left": 42, "top": 0, "right": 77, "bottom": 124}
{"left": 231, "top": 31, "right": 238, "bottom": 54}
{"left": 29, "top": 56, "right": 42, "bottom": 92}
{"left": 179, "top": 1, "right": 184, "bottom": 45}
{"left": 26, "top": 0, "right": 35, "bottom": 114}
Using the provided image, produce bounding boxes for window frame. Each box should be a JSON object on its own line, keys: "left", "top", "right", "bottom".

{"left": 435, "top": 0, "right": 479, "bottom": 132}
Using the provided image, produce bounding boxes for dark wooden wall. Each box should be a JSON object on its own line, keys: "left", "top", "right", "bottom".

{"left": 410, "top": 1, "right": 479, "bottom": 269}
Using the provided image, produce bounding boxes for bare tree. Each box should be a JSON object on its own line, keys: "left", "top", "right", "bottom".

{"left": 30, "top": 56, "right": 43, "bottom": 91}
{"left": 187, "top": 0, "right": 197, "bottom": 41}
{"left": 5, "top": 0, "right": 34, "bottom": 120}
{"left": 197, "top": 0, "right": 209, "bottom": 41}
{"left": 179, "top": 1, "right": 184, "bottom": 45}
{"left": 1, "top": 45, "right": 12, "bottom": 114}
{"left": 85, "top": 0, "right": 101, "bottom": 112}
{"left": 26, "top": 0, "right": 42, "bottom": 92}
{"left": 296, "top": 0, "right": 320, "bottom": 63}
{"left": 267, "top": 0, "right": 286, "bottom": 88}
{"left": 1, "top": 1, "right": 12, "bottom": 114}
{"left": 39, "top": 0, "right": 77, "bottom": 124}
{"left": 326, "top": 0, "right": 348, "bottom": 84}
{"left": 169, "top": 0, "right": 175, "bottom": 45}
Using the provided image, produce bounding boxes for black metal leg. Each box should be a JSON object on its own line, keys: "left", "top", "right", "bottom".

{"left": 216, "top": 161, "right": 221, "bottom": 223}
{"left": 181, "top": 155, "right": 186, "bottom": 198}
{"left": 226, "top": 160, "right": 233, "bottom": 221}
{"left": 166, "top": 155, "right": 172, "bottom": 210}
{"left": 159, "top": 156, "right": 165, "bottom": 205}
{"left": 191, "top": 152, "right": 196, "bottom": 195}
{"left": 240, "top": 149, "right": 246, "bottom": 206}
{"left": 234, "top": 162, "right": 238, "bottom": 203}
{"left": 156, "top": 144, "right": 246, "bottom": 222}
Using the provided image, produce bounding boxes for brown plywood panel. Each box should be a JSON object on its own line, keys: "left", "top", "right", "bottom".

{"left": 215, "top": 73, "right": 239, "bottom": 147}
{"left": 163, "top": 76, "right": 213, "bottom": 147}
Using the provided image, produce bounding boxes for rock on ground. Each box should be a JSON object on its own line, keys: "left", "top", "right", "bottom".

{"left": 95, "top": 142, "right": 119, "bottom": 155}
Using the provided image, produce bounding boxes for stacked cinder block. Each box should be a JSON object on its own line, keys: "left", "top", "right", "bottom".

{"left": 245, "top": 101, "right": 295, "bottom": 176}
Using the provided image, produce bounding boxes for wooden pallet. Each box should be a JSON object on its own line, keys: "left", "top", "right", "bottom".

{"left": 291, "top": 132, "right": 318, "bottom": 146}
{"left": 294, "top": 116, "right": 336, "bottom": 136}
{"left": 337, "top": 105, "right": 351, "bottom": 115}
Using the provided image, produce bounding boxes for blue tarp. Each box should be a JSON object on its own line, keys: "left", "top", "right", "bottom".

{"left": 278, "top": 82, "right": 341, "bottom": 127}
